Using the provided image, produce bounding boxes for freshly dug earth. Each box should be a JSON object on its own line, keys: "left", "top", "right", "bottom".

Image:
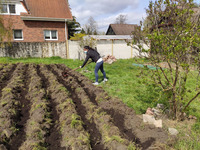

{"left": 0, "top": 63, "right": 170, "bottom": 150}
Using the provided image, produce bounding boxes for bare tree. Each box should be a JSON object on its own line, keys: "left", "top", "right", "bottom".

{"left": 115, "top": 14, "right": 128, "bottom": 24}
{"left": 84, "top": 16, "right": 98, "bottom": 35}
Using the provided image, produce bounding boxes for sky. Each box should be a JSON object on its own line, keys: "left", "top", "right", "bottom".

{"left": 68, "top": 0, "right": 200, "bottom": 33}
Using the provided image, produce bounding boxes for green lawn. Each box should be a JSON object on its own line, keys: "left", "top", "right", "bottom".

{"left": 0, "top": 57, "right": 199, "bottom": 149}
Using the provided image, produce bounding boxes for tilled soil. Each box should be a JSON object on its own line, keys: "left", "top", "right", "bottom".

{"left": 0, "top": 63, "right": 170, "bottom": 150}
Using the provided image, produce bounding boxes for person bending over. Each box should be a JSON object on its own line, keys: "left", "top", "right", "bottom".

{"left": 80, "top": 46, "right": 107, "bottom": 85}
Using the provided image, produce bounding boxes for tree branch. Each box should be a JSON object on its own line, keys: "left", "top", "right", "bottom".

{"left": 183, "top": 91, "right": 200, "bottom": 111}
{"left": 159, "top": 66, "right": 173, "bottom": 87}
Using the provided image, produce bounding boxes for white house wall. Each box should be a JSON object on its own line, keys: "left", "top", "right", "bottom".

{"left": 16, "top": 2, "right": 27, "bottom": 15}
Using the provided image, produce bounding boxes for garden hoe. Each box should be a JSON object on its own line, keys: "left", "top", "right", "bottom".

{"left": 62, "top": 61, "right": 92, "bottom": 78}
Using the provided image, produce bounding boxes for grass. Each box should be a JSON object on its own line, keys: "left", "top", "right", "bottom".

{"left": 82, "top": 59, "right": 163, "bottom": 113}
{"left": 0, "top": 56, "right": 199, "bottom": 149}
{"left": 0, "top": 57, "right": 80, "bottom": 68}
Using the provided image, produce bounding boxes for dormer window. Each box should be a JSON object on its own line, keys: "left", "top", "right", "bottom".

{"left": 0, "top": 4, "right": 16, "bottom": 14}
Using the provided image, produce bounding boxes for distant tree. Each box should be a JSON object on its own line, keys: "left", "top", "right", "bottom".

{"left": 131, "top": 0, "right": 200, "bottom": 120}
{"left": 84, "top": 16, "right": 98, "bottom": 35}
{"left": 67, "top": 16, "right": 81, "bottom": 39}
{"left": 194, "top": 2, "right": 200, "bottom": 7}
{"left": 80, "top": 28, "right": 86, "bottom": 34}
{"left": 115, "top": 14, "right": 128, "bottom": 24}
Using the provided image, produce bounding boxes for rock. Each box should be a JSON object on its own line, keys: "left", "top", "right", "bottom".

{"left": 188, "top": 115, "right": 193, "bottom": 119}
{"left": 193, "top": 116, "right": 197, "bottom": 120}
{"left": 143, "top": 114, "right": 155, "bottom": 124}
{"left": 154, "top": 119, "right": 163, "bottom": 128}
{"left": 188, "top": 115, "right": 197, "bottom": 120}
{"left": 168, "top": 128, "right": 179, "bottom": 136}
{"left": 143, "top": 114, "right": 163, "bottom": 128}
{"left": 152, "top": 108, "right": 161, "bottom": 116}
{"left": 145, "top": 107, "right": 154, "bottom": 115}
{"left": 156, "top": 103, "right": 164, "bottom": 109}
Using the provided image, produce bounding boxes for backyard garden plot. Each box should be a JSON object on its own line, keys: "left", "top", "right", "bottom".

{"left": 0, "top": 63, "right": 170, "bottom": 150}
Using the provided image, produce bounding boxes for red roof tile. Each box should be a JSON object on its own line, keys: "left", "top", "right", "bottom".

{"left": 22, "top": 0, "right": 72, "bottom": 20}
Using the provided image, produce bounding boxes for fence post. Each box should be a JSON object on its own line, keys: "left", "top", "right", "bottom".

{"left": 66, "top": 40, "right": 69, "bottom": 59}
{"left": 131, "top": 44, "right": 133, "bottom": 58}
{"left": 112, "top": 39, "right": 114, "bottom": 56}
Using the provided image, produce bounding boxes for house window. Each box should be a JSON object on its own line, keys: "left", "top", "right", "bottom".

{"left": 1, "top": 4, "right": 8, "bottom": 13}
{"left": 44, "top": 30, "right": 58, "bottom": 40}
{"left": 0, "top": 4, "right": 16, "bottom": 14}
{"left": 9, "top": 4, "right": 16, "bottom": 13}
{"left": 13, "top": 30, "right": 23, "bottom": 40}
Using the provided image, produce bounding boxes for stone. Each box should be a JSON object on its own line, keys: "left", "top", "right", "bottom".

{"left": 157, "top": 103, "right": 164, "bottom": 109}
{"left": 188, "top": 115, "right": 193, "bottom": 119}
{"left": 145, "top": 107, "right": 154, "bottom": 115}
{"left": 168, "top": 128, "right": 179, "bottom": 136}
{"left": 143, "top": 114, "right": 163, "bottom": 128}
{"left": 152, "top": 108, "right": 161, "bottom": 116}
{"left": 143, "top": 114, "right": 155, "bottom": 124}
{"left": 193, "top": 116, "right": 197, "bottom": 120}
{"left": 154, "top": 119, "right": 163, "bottom": 128}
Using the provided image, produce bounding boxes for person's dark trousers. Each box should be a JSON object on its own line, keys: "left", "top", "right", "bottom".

{"left": 95, "top": 61, "right": 106, "bottom": 82}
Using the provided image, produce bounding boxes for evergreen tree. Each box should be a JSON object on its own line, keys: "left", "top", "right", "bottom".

{"left": 67, "top": 16, "right": 81, "bottom": 39}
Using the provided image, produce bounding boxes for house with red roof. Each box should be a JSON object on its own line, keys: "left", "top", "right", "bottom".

{"left": 0, "top": 0, "right": 72, "bottom": 42}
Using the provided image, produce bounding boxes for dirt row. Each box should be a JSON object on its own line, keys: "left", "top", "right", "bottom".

{"left": 0, "top": 63, "right": 27, "bottom": 149}
{"left": 0, "top": 63, "right": 170, "bottom": 150}
{"left": 57, "top": 64, "right": 170, "bottom": 149}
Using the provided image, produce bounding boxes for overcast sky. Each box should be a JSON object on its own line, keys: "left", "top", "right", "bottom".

{"left": 68, "top": 0, "right": 200, "bottom": 33}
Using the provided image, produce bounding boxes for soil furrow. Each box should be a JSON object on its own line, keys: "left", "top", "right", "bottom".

{"left": 40, "top": 65, "right": 91, "bottom": 150}
{"left": 48, "top": 65, "right": 104, "bottom": 150}
{"left": 50, "top": 64, "right": 137, "bottom": 150}
{"left": 36, "top": 65, "right": 63, "bottom": 150}
{"left": 56, "top": 64, "right": 109, "bottom": 104}
{"left": 19, "top": 64, "right": 51, "bottom": 149}
{"left": 0, "top": 64, "right": 7, "bottom": 72}
{"left": 56, "top": 65, "right": 140, "bottom": 143}
{"left": 58, "top": 64, "right": 169, "bottom": 149}
{"left": 0, "top": 64, "right": 17, "bottom": 98}
{"left": 8, "top": 64, "right": 31, "bottom": 150}
{"left": 68, "top": 71, "right": 142, "bottom": 145}
{"left": 0, "top": 63, "right": 27, "bottom": 149}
